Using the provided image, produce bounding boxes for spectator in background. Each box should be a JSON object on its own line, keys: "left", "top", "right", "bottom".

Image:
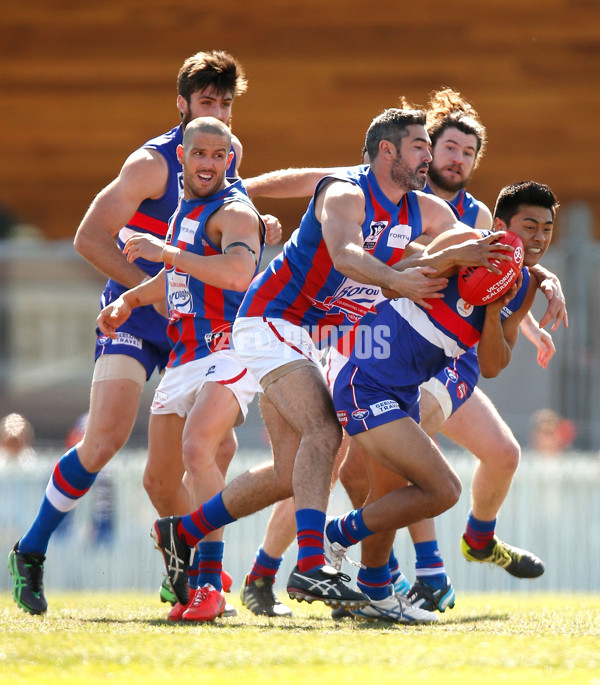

{"left": 528, "top": 408, "right": 576, "bottom": 458}
{"left": 0, "top": 413, "right": 37, "bottom": 469}
{"left": 65, "top": 412, "right": 116, "bottom": 546}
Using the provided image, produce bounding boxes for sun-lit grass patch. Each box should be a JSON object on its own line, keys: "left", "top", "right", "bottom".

{"left": 1, "top": 592, "right": 599, "bottom": 684}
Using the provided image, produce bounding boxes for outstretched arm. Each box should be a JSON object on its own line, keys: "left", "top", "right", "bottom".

{"left": 529, "top": 263, "right": 568, "bottom": 331}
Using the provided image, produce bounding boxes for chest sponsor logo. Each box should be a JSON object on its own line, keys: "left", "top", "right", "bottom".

{"left": 364, "top": 220, "right": 388, "bottom": 250}
{"left": 456, "top": 298, "right": 474, "bottom": 318}
{"left": 179, "top": 217, "right": 199, "bottom": 245}
{"left": 168, "top": 271, "right": 193, "bottom": 313}
{"left": 310, "top": 279, "right": 380, "bottom": 323}
{"left": 177, "top": 172, "right": 184, "bottom": 199}
{"left": 370, "top": 399, "right": 400, "bottom": 416}
{"left": 386, "top": 224, "right": 412, "bottom": 250}
{"left": 351, "top": 408, "right": 370, "bottom": 420}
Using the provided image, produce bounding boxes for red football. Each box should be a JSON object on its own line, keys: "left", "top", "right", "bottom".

{"left": 457, "top": 231, "right": 525, "bottom": 306}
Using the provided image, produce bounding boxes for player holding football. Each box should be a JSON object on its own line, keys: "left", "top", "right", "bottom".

{"left": 235, "top": 89, "right": 566, "bottom": 619}
{"left": 324, "top": 180, "right": 559, "bottom": 622}
{"left": 149, "top": 105, "right": 512, "bottom": 612}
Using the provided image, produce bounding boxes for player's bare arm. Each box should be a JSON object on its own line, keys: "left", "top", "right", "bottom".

{"left": 520, "top": 312, "right": 556, "bottom": 369}
{"left": 162, "top": 202, "right": 262, "bottom": 292}
{"left": 528, "top": 263, "right": 568, "bottom": 331}
{"left": 74, "top": 148, "right": 169, "bottom": 288}
{"left": 244, "top": 167, "right": 344, "bottom": 199}
{"left": 318, "top": 180, "right": 447, "bottom": 308}
{"left": 477, "top": 273, "right": 537, "bottom": 378}
{"left": 96, "top": 270, "right": 166, "bottom": 338}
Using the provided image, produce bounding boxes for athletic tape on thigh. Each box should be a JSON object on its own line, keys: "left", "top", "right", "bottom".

{"left": 93, "top": 354, "right": 146, "bottom": 388}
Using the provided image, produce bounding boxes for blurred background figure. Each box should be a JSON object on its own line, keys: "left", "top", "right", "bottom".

{"left": 0, "top": 413, "right": 37, "bottom": 469}
{"left": 528, "top": 408, "right": 577, "bottom": 458}
{"left": 65, "top": 412, "right": 116, "bottom": 546}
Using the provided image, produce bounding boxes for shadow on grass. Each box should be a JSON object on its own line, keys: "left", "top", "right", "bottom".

{"left": 82, "top": 611, "right": 510, "bottom": 630}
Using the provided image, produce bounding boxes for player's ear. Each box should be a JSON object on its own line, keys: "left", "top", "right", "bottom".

{"left": 176, "top": 144, "right": 184, "bottom": 165}
{"left": 176, "top": 94, "right": 187, "bottom": 119}
{"left": 493, "top": 216, "right": 507, "bottom": 232}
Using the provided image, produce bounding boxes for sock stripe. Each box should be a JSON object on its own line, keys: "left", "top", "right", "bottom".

{"left": 52, "top": 462, "right": 92, "bottom": 499}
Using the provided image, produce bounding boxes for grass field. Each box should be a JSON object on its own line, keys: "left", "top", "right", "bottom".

{"left": 2, "top": 591, "right": 599, "bottom": 684}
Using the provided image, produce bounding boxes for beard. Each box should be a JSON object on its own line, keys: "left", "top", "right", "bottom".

{"left": 428, "top": 163, "right": 470, "bottom": 194}
{"left": 391, "top": 158, "right": 428, "bottom": 191}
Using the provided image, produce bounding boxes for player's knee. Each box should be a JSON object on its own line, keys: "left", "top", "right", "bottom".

{"left": 489, "top": 437, "right": 521, "bottom": 474}
{"left": 143, "top": 468, "right": 177, "bottom": 508}
{"left": 434, "top": 471, "right": 462, "bottom": 515}
{"left": 303, "top": 415, "right": 342, "bottom": 459}
{"left": 79, "top": 433, "right": 127, "bottom": 472}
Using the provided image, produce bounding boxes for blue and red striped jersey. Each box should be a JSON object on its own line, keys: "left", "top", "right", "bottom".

{"left": 165, "top": 180, "right": 264, "bottom": 368}
{"left": 238, "top": 165, "right": 424, "bottom": 348}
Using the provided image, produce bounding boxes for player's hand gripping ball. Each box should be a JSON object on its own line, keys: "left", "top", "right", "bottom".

{"left": 458, "top": 231, "right": 524, "bottom": 306}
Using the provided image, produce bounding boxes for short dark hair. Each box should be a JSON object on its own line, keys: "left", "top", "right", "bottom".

{"left": 177, "top": 50, "right": 247, "bottom": 101}
{"left": 365, "top": 101, "right": 426, "bottom": 162}
{"left": 426, "top": 88, "right": 487, "bottom": 167}
{"left": 494, "top": 181, "right": 559, "bottom": 223}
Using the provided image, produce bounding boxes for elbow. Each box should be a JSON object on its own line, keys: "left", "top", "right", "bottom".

{"left": 479, "top": 366, "right": 500, "bottom": 379}
{"left": 73, "top": 227, "right": 91, "bottom": 258}
{"left": 228, "top": 273, "right": 254, "bottom": 292}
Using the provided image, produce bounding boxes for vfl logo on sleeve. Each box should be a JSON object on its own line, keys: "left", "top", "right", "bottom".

{"left": 167, "top": 271, "right": 193, "bottom": 313}
{"left": 386, "top": 224, "right": 412, "bottom": 250}
{"left": 364, "top": 221, "right": 388, "bottom": 250}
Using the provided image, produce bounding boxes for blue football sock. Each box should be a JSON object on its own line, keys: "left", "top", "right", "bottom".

{"left": 326, "top": 508, "right": 373, "bottom": 548}
{"left": 414, "top": 540, "right": 446, "bottom": 590}
{"left": 19, "top": 448, "right": 97, "bottom": 555}
{"left": 296, "top": 508, "right": 325, "bottom": 573}
{"left": 464, "top": 510, "right": 496, "bottom": 550}
{"left": 196, "top": 541, "right": 225, "bottom": 591}
{"left": 357, "top": 563, "right": 392, "bottom": 601}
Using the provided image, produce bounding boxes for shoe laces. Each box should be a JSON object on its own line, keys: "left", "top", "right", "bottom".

{"left": 191, "top": 584, "right": 213, "bottom": 606}
{"left": 24, "top": 556, "right": 44, "bottom": 594}
{"left": 489, "top": 541, "right": 513, "bottom": 567}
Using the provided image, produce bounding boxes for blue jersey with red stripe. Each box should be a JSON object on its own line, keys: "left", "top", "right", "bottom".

{"left": 238, "top": 165, "right": 423, "bottom": 347}
{"left": 423, "top": 183, "right": 483, "bottom": 227}
{"left": 342, "top": 267, "right": 530, "bottom": 391}
{"left": 165, "top": 179, "right": 264, "bottom": 368}
{"left": 423, "top": 183, "right": 490, "bottom": 392}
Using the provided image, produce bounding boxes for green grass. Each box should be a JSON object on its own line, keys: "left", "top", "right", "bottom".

{"left": 1, "top": 592, "right": 599, "bottom": 684}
